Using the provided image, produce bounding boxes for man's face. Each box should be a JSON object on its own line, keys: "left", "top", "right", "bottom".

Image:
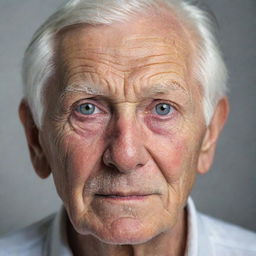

{"left": 40, "top": 13, "right": 207, "bottom": 244}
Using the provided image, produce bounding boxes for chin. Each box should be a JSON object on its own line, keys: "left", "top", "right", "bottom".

{"left": 91, "top": 217, "right": 162, "bottom": 245}
{"left": 95, "top": 231, "right": 157, "bottom": 246}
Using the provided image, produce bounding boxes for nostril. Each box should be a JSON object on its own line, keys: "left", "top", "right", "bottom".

{"left": 103, "top": 155, "right": 115, "bottom": 168}
{"left": 107, "top": 163, "right": 116, "bottom": 169}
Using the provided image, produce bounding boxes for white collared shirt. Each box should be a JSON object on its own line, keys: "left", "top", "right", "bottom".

{"left": 0, "top": 198, "right": 256, "bottom": 255}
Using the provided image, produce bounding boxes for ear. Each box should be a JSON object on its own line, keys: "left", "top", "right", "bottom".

{"left": 19, "top": 100, "right": 51, "bottom": 179}
{"left": 197, "top": 97, "right": 229, "bottom": 174}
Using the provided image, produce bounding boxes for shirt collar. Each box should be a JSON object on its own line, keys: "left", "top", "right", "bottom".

{"left": 48, "top": 197, "right": 213, "bottom": 256}
{"left": 48, "top": 206, "right": 73, "bottom": 256}
{"left": 185, "top": 197, "right": 214, "bottom": 256}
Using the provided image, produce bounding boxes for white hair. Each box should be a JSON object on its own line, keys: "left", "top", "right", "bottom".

{"left": 22, "top": 0, "right": 228, "bottom": 127}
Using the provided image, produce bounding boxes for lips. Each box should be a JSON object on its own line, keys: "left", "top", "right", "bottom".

{"left": 95, "top": 191, "right": 157, "bottom": 200}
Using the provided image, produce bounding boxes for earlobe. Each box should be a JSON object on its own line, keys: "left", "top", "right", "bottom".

{"left": 197, "top": 97, "right": 229, "bottom": 174}
{"left": 19, "top": 100, "right": 51, "bottom": 179}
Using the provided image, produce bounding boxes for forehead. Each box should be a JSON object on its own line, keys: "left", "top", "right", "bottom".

{"left": 55, "top": 10, "right": 197, "bottom": 99}
{"left": 57, "top": 9, "right": 192, "bottom": 58}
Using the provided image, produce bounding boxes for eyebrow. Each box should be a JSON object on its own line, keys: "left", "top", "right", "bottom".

{"left": 61, "top": 82, "right": 106, "bottom": 96}
{"left": 60, "top": 80, "right": 188, "bottom": 99}
{"left": 142, "top": 81, "right": 188, "bottom": 97}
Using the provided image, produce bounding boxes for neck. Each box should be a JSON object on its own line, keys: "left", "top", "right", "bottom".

{"left": 67, "top": 208, "right": 187, "bottom": 256}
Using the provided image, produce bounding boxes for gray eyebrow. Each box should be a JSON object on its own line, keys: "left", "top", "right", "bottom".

{"left": 143, "top": 81, "right": 188, "bottom": 97}
{"left": 62, "top": 82, "right": 106, "bottom": 96}
{"left": 60, "top": 80, "right": 188, "bottom": 100}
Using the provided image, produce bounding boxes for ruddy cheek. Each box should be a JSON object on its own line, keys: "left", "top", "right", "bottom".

{"left": 168, "top": 150, "right": 184, "bottom": 174}
{"left": 155, "top": 137, "right": 188, "bottom": 182}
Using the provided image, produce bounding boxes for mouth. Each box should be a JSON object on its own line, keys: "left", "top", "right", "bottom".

{"left": 95, "top": 192, "right": 157, "bottom": 201}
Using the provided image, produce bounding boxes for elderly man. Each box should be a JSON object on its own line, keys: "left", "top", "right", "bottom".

{"left": 1, "top": 0, "right": 256, "bottom": 255}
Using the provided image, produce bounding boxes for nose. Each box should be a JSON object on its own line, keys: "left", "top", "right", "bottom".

{"left": 103, "top": 115, "right": 148, "bottom": 173}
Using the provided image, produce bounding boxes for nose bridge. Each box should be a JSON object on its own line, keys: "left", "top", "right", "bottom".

{"left": 116, "top": 113, "right": 139, "bottom": 154}
{"left": 104, "top": 105, "right": 147, "bottom": 172}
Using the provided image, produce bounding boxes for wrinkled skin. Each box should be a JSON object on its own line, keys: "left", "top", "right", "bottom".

{"left": 19, "top": 8, "right": 229, "bottom": 256}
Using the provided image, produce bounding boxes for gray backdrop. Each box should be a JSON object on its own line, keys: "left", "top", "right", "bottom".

{"left": 0, "top": 0, "right": 255, "bottom": 236}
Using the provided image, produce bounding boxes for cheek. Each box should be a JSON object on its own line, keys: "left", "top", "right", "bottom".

{"left": 48, "top": 128, "right": 105, "bottom": 202}
{"left": 62, "top": 134, "right": 104, "bottom": 183}
{"left": 149, "top": 133, "right": 199, "bottom": 212}
{"left": 164, "top": 145, "right": 187, "bottom": 182}
{"left": 149, "top": 133, "right": 192, "bottom": 183}
{"left": 167, "top": 149, "right": 184, "bottom": 172}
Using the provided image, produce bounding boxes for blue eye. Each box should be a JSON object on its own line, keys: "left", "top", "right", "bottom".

{"left": 154, "top": 103, "right": 173, "bottom": 116}
{"left": 77, "top": 103, "right": 98, "bottom": 115}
